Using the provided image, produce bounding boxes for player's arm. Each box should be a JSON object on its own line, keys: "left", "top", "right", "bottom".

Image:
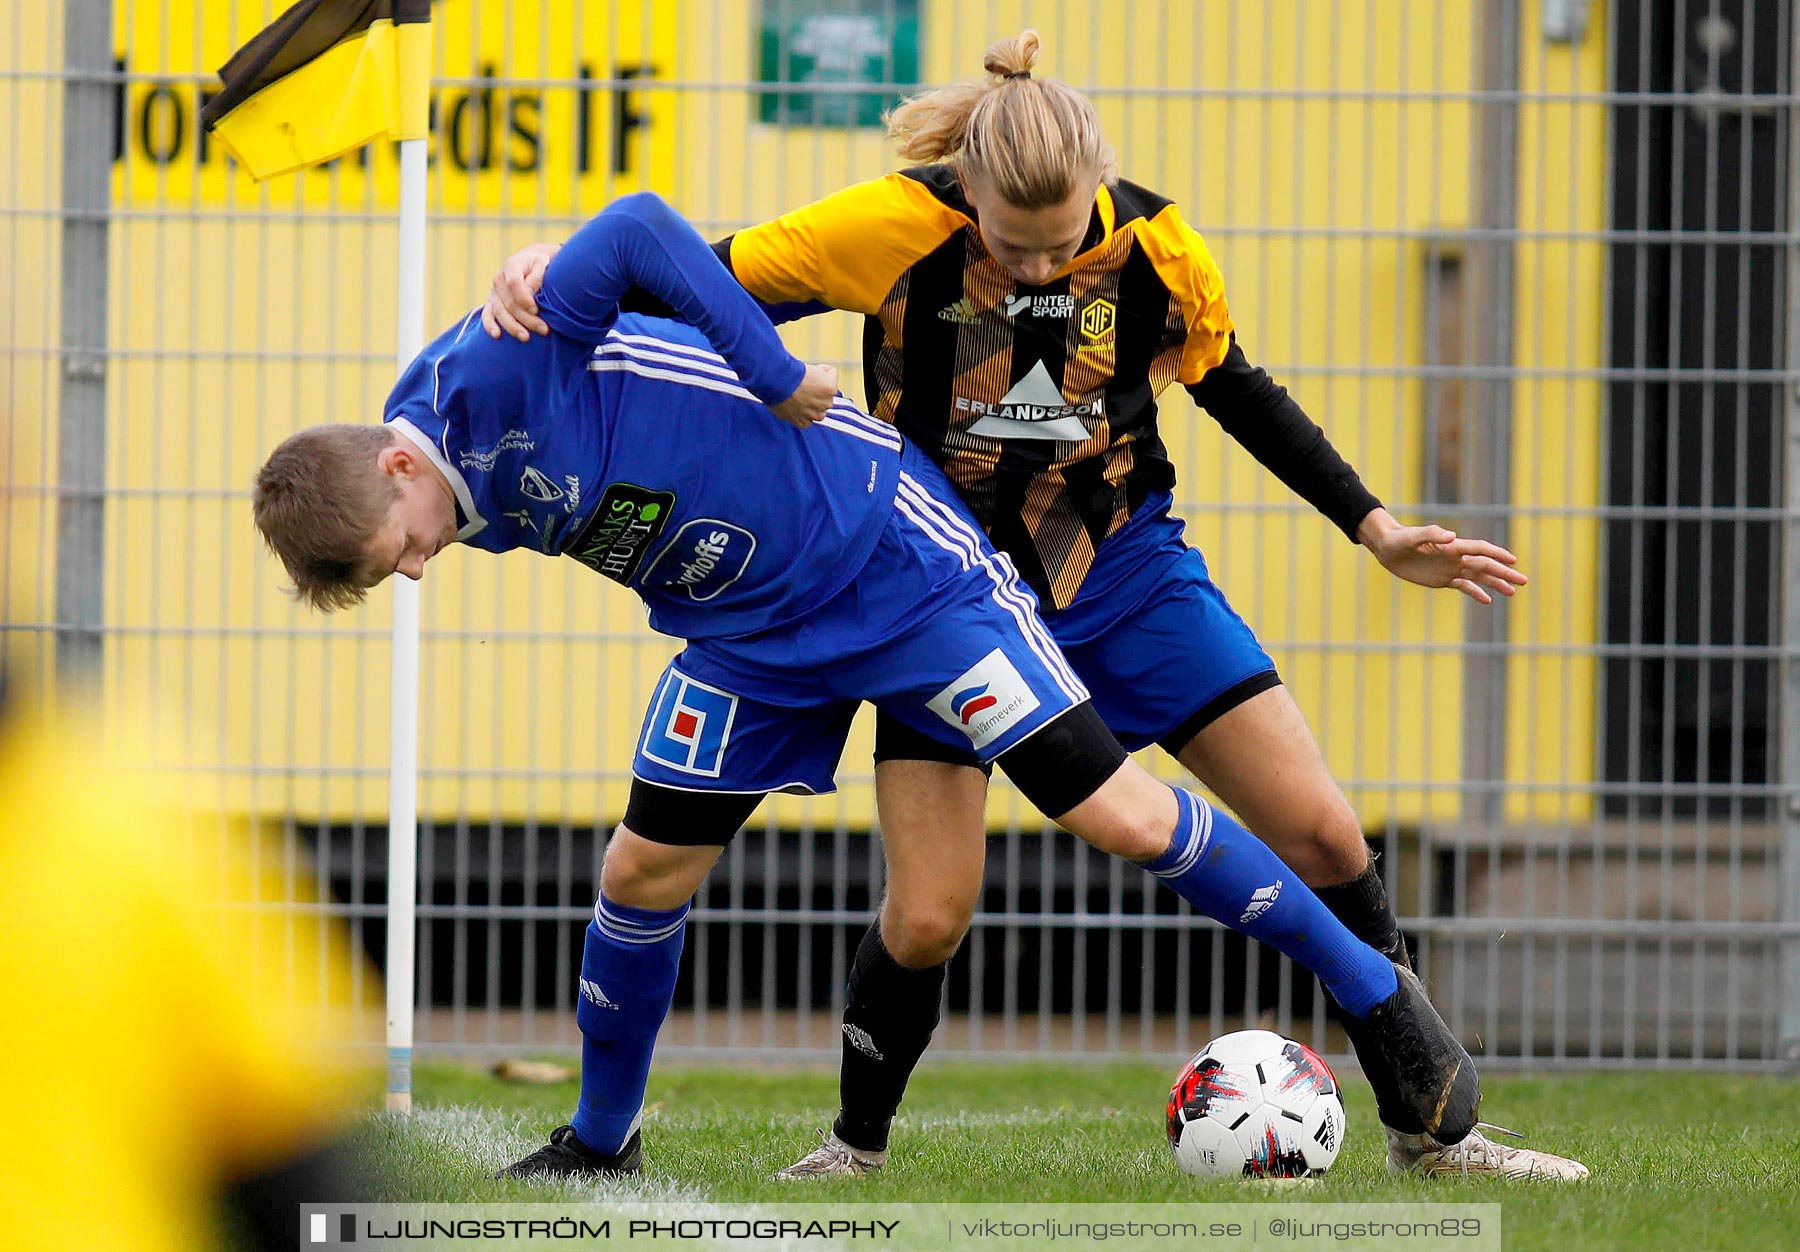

{"left": 709, "top": 236, "right": 833, "bottom": 326}
{"left": 1186, "top": 337, "right": 1384, "bottom": 543}
{"left": 717, "top": 173, "right": 966, "bottom": 314}
{"left": 1143, "top": 204, "right": 1524, "bottom": 604}
{"left": 486, "top": 174, "right": 948, "bottom": 340}
{"left": 534, "top": 192, "right": 811, "bottom": 410}
{"left": 484, "top": 242, "right": 829, "bottom": 341}
{"left": 1135, "top": 201, "right": 1382, "bottom": 538}
{"left": 1190, "top": 346, "right": 1525, "bottom": 603}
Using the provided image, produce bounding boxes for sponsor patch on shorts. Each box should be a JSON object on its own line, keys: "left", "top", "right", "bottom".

{"left": 927, "top": 648, "right": 1043, "bottom": 751}
{"left": 640, "top": 669, "right": 738, "bottom": 777}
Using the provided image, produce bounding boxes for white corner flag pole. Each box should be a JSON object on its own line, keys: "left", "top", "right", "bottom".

{"left": 386, "top": 134, "right": 428, "bottom": 1115}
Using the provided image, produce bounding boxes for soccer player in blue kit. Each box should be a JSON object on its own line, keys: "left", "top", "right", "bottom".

{"left": 251, "top": 192, "right": 1480, "bottom": 1180}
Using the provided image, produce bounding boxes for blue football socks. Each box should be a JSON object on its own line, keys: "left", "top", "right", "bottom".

{"left": 570, "top": 894, "right": 689, "bottom": 1155}
{"left": 1146, "top": 787, "right": 1398, "bottom": 1017}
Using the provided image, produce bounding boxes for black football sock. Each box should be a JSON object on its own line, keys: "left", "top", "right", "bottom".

{"left": 1313, "top": 860, "right": 1409, "bottom": 968}
{"left": 832, "top": 922, "right": 947, "bottom": 1153}
{"left": 1312, "top": 862, "right": 1428, "bottom": 1134}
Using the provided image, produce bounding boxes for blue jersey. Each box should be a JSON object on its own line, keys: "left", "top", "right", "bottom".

{"left": 382, "top": 194, "right": 903, "bottom": 640}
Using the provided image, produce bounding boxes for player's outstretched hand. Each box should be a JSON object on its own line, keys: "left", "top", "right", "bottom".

{"left": 482, "top": 242, "right": 560, "bottom": 341}
{"left": 1358, "top": 510, "right": 1528, "bottom": 605}
{"left": 770, "top": 363, "right": 839, "bottom": 429}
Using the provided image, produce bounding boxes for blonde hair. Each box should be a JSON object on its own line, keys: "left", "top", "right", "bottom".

{"left": 885, "top": 30, "right": 1117, "bottom": 209}
{"left": 252, "top": 424, "right": 399, "bottom": 613}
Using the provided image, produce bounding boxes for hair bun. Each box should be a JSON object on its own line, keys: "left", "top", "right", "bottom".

{"left": 982, "top": 28, "right": 1042, "bottom": 80}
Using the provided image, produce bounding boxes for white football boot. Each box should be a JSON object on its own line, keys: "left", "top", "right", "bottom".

{"left": 774, "top": 1129, "right": 886, "bottom": 1179}
{"left": 1387, "top": 1122, "right": 1590, "bottom": 1181}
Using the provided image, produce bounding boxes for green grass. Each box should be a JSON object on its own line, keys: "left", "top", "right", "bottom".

{"left": 354, "top": 1060, "right": 1800, "bottom": 1252}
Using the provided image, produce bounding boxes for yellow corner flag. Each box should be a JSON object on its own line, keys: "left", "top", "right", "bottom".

{"left": 200, "top": 0, "right": 431, "bottom": 181}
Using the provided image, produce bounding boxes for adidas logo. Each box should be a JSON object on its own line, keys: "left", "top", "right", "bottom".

{"left": 936, "top": 296, "right": 982, "bottom": 324}
{"left": 1239, "top": 880, "right": 1283, "bottom": 925}
{"left": 1314, "top": 1111, "right": 1338, "bottom": 1152}
{"left": 580, "top": 978, "right": 619, "bottom": 1010}
{"left": 842, "top": 1022, "right": 885, "bottom": 1060}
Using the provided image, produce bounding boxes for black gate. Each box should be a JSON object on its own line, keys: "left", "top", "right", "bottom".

{"left": 1603, "top": 0, "right": 1792, "bottom": 817}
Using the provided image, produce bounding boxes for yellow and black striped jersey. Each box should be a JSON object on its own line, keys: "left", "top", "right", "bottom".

{"left": 720, "top": 166, "right": 1236, "bottom": 609}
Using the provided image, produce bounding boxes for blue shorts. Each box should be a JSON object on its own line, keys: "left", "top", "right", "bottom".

{"left": 875, "top": 491, "right": 1279, "bottom": 765}
{"left": 630, "top": 445, "right": 1090, "bottom": 796}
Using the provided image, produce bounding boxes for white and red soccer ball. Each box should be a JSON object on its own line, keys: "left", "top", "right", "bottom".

{"left": 1167, "top": 1029, "right": 1345, "bottom": 1179}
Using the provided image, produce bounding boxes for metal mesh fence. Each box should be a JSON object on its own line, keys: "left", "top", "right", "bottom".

{"left": 3, "top": 0, "right": 1797, "bottom": 1070}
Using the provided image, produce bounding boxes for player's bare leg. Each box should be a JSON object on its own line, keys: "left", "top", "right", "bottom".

{"left": 1176, "top": 687, "right": 1368, "bottom": 887}
{"left": 873, "top": 761, "right": 990, "bottom": 969}
{"left": 1179, "top": 685, "right": 1588, "bottom": 1180}
{"left": 597, "top": 829, "right": 722, "bottom": 910}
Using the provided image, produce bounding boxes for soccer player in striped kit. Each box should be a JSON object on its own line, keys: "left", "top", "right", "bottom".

{"left": 482, "top": 33, "right": 1586, "bottom": 1181}
{"left": 254, "top": 190, "right": 1480, "bottom": 1181}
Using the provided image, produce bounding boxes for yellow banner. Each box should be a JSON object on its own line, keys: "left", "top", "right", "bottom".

{"left": 116, "top": 0, "right": 676, "bottom": 210}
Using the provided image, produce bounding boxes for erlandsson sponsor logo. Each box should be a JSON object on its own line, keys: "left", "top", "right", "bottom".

{"left": 961, "top": 360, "right": 1099, "bottom": 442}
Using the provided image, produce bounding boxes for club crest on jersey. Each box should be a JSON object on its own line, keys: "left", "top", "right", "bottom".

{"left": 643, "top": 520, "right": 756, "bottom": 602}
{"left": 928, "top": 649, "right": 1042, "bottom": 750}
{"left": 564, "top": 482, "right": 676, "bottom": 584}
{"left": 1080, "top": 297, "right": 1117, "bottom": 341}
{"left": 960, "top": 360, "right": 1100, "bottom": 442}
{"left": 640, "top": 669, "right": 737, "bottom": 777}
{"left": 519, "top": 465, "right": 564, "bottom": 502}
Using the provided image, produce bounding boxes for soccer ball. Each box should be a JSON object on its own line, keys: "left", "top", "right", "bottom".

{"left": 1166, "top": 1029, "right": 1345, "bottom": 1179}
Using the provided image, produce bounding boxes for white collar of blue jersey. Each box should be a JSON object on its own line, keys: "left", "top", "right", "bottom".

{"left": 389, "top": 417, "right": 488, "bottom": 542}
